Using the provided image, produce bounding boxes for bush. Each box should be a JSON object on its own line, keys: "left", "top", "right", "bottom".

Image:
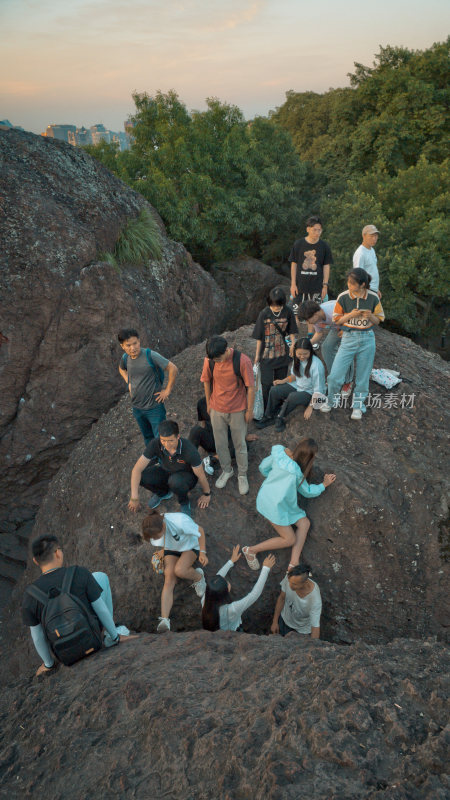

{"left": 100, "top": 208, "right": 162, "bottom": 268}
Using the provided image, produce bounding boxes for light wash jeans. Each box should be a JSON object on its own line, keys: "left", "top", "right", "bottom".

{"left": 321, "top": 328, "right": 354, "bottom": 384}
{"left": 326, "top": 329, "right": 375, "bottom": 411}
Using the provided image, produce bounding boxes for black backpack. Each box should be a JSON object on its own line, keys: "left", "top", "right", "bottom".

{"left": 209, "top": 349, "right": 244, "bottom": 388}
{"left": 26, "top": 566, "right": 103, "bottom": 667}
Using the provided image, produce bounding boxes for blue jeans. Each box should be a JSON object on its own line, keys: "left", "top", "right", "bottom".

{"left": 92, "top": 572, "right": 114, "bottom": 617}
{"left": 327, "top": 329, "right": 375, "bottom": 411}
{"left": 132, "top": 404, "right": 166, "bottom": 444}
{"left": 321, "top": 328, "right": 354, "bottom": 384}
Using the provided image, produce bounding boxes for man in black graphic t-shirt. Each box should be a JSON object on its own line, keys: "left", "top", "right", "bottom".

{"left": 289, "top": 216, "right": 333, "bottom": 319}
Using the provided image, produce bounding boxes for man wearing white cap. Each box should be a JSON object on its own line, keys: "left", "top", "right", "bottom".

{"left": 353, "top": 225, "right": 381, "bottom": 297}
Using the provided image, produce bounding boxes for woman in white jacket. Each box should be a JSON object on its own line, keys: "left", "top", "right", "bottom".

{"left": 202, "top": 546, "right": 275, "bottom": 631}
{"left": 255, "top": 338, "right": 325, "bottom": 432}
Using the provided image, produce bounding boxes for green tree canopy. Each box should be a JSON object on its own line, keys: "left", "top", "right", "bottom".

{"left": 86, "top": 90, "right": 308, "bottom": 265}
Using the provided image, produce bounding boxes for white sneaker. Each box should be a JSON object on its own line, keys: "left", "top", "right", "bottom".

{"left": 192, "top": 567, "right": 206, "bottom": 597}
{"left": 215, "top": 469, "right": 234, "bottom": 489}
{"left": 320, "top": 402, "right": 332, "bottom": 413}
{"left": 351, "top": 408, "right": 363, "bottom": 420}
{"left": 238, "top": 475, "right": 249, "bottom": 495}
{"left": 202, "top": 456, "right": 214, "bottom": 476}
{"left": 157, "top": 617, "right": 170, "bottom": 633}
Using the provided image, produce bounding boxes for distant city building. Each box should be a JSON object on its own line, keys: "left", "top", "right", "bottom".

{"left": 39, "top": 120, "right": 131, "bottom": 150}
{"left": 44, "top": 124, "right": 76, "bottom": 142}
{"left": 0, "top": 119, "right": 24, "bottom": 131}
{"left": 68, "top": 126, "right": 92, "bottom": 146}
{"left": 90, "top": 123, "right": 111, "bottom": 145}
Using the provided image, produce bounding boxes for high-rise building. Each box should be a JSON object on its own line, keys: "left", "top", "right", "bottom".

{"left": 44, "top": 124, "right": 76, "bottom": 142}
{"left": 68, "top": 127, "right": 92, "bottom": 146}
{"left": 90, "top": 124, "right": 111, "bottom": 145}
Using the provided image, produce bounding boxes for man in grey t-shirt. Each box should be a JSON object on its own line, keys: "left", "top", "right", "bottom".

{"left": 118, "top": 328, "right": 178, "bottom": 444}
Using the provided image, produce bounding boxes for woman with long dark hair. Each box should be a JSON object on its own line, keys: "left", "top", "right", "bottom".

{"left": 201, "top": 546, "right": 275, "bottom": 631}
{"left": 141, "top": 509, "right": 208, "bottom": 632}
{"left": 271, "top": 563, "right": 322, "bottom": 638}
{"left": 243, "top": 438, "right": 335, "bottom": 571}
{"left": 255, "top": 338, "right": 325, "bottom": 431}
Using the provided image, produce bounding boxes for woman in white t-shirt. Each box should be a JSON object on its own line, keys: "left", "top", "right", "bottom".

{"left": 256, "top": 338, "right": 326, "bottom": 432}
{"left": 142, "top": 509, "right": 208, "bottom": 633}
{"left": 202, "top": 546, "right": 275, "bottom": 631}
{"left": 270, "top": 563, "right": 322, "bottom": 637}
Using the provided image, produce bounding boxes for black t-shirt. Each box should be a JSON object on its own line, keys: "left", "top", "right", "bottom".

{"left": 252, "top": 305, "right": 298, "bottom": 367}
{"left": 22, "top": 566, "right": 102, "bottom": 627}
{"left": 289, "top": 238, "right": 333, "bottom": 295}
{"left": 144, "top": 436, "right": 202, "bottom": 474}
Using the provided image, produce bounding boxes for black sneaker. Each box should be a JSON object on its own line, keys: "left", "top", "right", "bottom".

{"left": 255, "top": 416, "right": 275, "bottom": 429}
{"left": 275, "top": 416, "right": 286, "bottom": 431}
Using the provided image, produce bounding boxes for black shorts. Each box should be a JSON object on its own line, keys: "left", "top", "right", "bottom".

{"left": 164, "top": 549, "right": 199, "bottom": 559}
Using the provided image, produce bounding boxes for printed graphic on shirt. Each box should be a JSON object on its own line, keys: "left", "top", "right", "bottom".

{"left": 263, "top": 317, "right": 289, "bottom": 359}
{"left": 301, "top": 250, "right": 318, "bottom": 273}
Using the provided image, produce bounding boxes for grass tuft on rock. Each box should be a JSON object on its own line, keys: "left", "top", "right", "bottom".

{"left": 100, "top": 208, "right": 162, "bottom": 268}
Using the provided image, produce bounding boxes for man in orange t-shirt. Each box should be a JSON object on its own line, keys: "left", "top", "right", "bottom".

{"left": 200, "top": 336, "right": 255, "bottom": 495}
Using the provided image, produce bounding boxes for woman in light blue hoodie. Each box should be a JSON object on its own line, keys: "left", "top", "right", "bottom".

{"left": 243, "top": 438, "right": 336, "bottom": 571}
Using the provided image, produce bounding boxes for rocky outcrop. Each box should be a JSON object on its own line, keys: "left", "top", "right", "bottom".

{"left": 0, "top": 129, "right": 225, "bottom": 600}
{"left": 211, "top": 256, "right": 289, "bottom": 330}
{"left": 2, "top": 325, "right": 448, "bottom": 679}
{"left": 0, "top": 633, "right": 448, "bottom": 799}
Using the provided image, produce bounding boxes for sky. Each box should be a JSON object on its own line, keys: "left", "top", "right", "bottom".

{"left": 1, "top": 0, "right": 449, "bottom": 134}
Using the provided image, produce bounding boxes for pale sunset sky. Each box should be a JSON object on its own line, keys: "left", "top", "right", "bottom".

{"left": 1, "top": 0, "right": 449, "bottom": 134}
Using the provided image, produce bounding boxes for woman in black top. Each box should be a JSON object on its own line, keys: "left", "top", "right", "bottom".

{"left": 252, "top": 287, "right": 298, "bottom": 410}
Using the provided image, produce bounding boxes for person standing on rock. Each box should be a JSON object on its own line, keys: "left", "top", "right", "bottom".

{"left": 242, "top": 438, "right": 336, "bottom": 571}
{"left": 22, "top": 535, "right": 136, "bottom": 675}
{"left": 289, "top": 216, "right": 333, "bottom": 334}
{"left": 202, "top": 545, "right": 276, "bottom": 631}
{"left": 320, "top": 268, "right": 385, "bottom": 420}
{"left": 252, "top": 287, "right": 298, "bottom": 411}
{"left": 353, "top": 225, "right": 381, "bottom": 297}
{"left": 118, "top": 328, "right": 178, "bottom": 444}
{"left": 270, "top": 563, "right": 322, "bottom": 638}
{"left": 128, "top": 419, "right": 211, "bottom": 517}
{"left": 141, "top": 509, "right": 208, "bottom": 633}
{"left": 201, "top": 336, "right": 255, "bottom": 496}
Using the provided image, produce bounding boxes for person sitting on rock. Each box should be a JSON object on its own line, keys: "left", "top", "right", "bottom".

{"left": 189, "top": 396, "right": 258, "bottom": 474}
{"left": 255, "top": 338, "right": 325, "bottom": 432}
{"left": 129, "top": 419, "right": 211, "bottom": 517}
{"left": 118, "top": 328, "right": 178, "bottom": 445}
{"left": 252, "top": 286, "right": 298, "bottom": 410}
{"left": 22, "top": 535, "right": 136, "bottom": 676}
{"left": 270, "top": 563, "right": 321, "bottom": 638}
{"left": 201, "top": 336, "right": 255, "bottom": 496}
{"left": 141, "top": 509, "right": 208, "bottom": 633}
{"left": 242, "top": 438, "right": 336, "bottom": 572}
{"left": 201, "top": 545, "right": 276, "bottom": 631}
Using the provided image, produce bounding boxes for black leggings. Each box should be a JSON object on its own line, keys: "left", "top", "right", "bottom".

{"left": 189, "top": 425, "right": 216, "bottom": 454}
{"left": 266, "top": 383, "right": 312, "bottom": 419}
{"left": 260, "top": 361, "right": 289, "bottom": 410}
{"left": 140, "top": 465, "right": 197, "bottom": 504}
